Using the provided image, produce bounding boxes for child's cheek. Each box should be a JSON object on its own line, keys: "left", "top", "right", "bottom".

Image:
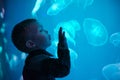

{"left": 40, "top": 35, "right": 47, "bottom": 42}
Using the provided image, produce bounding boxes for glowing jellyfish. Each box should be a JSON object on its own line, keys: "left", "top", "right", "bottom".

{"left": 32, "top": 0, "right": 45, "bottom": 17}
{"left": 47, "top": 0, "right": 72, "bottom": 15}
{"left": 83, "top": 18, "right": 108, "bottom": 46}
{"left": 9, "top": 55, "right": 18, "bottom": 69}
{"left": 102, "top": 63, "right": 120, "bottom": 80}
{"left": 51, "top": 20, "right": 80, "bottom": 68}
{"left": 110, "top": 32, "right": 120, "bottom": 48}
{"left": 0, "top": 23, "right": 6, "bottom": 34}
{"left": 54, "top": 20, "right": 81, "bottom": 45}
{"left": 0, "top": 8, "right": 5, "bottom": 19}
{"left": 21, "top": 53, "right": 27, "bottom": 60}
{"left": 20, "top": 75, "right": 23, "bottom": 80}
{"left": 76, "top": 0, "right": 94, "bottom": 9}
{"left": 0, "top": 46, "right": 2, "bottom": 54}
{"left": 69, "top": 48, "right": 78, "bottom": 68}
{"left": 5, "top": 53, "right": 19, "bottom": 70}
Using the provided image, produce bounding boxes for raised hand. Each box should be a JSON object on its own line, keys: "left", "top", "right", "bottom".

{"left": 58, "top": 27, "right": 68, "bottom": 49}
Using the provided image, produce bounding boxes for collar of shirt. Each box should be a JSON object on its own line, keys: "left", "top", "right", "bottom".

{"left": 29, "top": 49, "right": 53, "bottom": 57}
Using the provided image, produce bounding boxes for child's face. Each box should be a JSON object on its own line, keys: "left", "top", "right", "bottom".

{"left": 25, "top": 22, "right": 51, "bottom": 50}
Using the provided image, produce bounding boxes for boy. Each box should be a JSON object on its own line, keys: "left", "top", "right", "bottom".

{"left": 11, "top": 19, "right": 70, "bottom": 80}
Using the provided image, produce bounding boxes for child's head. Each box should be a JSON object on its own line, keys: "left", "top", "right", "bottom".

{"left": 11, "top": 19, "right": 51, "bottom": 53}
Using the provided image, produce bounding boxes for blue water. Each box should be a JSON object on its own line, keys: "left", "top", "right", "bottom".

{"left": 1, "top": 0, "right": 120, "bottom": 80}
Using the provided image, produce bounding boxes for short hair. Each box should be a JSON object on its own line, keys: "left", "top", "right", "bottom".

{"left": 11, "top": 19, "right": 37, "bottom": 53}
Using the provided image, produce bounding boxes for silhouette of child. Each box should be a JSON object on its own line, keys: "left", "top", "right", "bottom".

{"left": 11, "top": 19, "right": 70, "bottom": 80}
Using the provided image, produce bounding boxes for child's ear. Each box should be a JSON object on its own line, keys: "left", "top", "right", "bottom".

{"left": 26, "top": 40, "right": 36, "bottom": 48}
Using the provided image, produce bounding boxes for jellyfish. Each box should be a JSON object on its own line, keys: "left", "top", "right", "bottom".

{"left": 54, "top": 20, "right": 81, "bottom": 45}
{"left": 32, "top": 0, "right": 46, "bottom": 18}
{"left": 102, "top": 63, "right": 120, "bottom": 80}
{"left": 0, "top": 23, "right": 6, "bottom": 34}
{"left": 0, "top": 46, "right": 2, "bottom": 54}
{"left": 47, "top": 0, "right": 72, "bottom": 15}
{"left": 83, "top": 18, "right": 108, "bottom": 46}
{"left": 21, "top": 52, "right": 27, "bottom": 60}
{"left": 5, "top": 52, "right": 26, "bottom": 70}
{"left": 69, "top": 48, "right": 78, "bottom": 68}
{"left": 110, "top": 32, "right": 120, "bottom": 48}
{"left": 20, "top": 75, "right": 23, "bottom": 80}
{"left": 76, "top": 0, "right": 94, "bottom": 9}
{"left": 0, "top": 8, "right": 5, "bottom": 19}
{"left": 50, "top": 20, "right": 80, "bottom": 68}
{"left": 9, "top": 54, "right": 18, "bottom": 69}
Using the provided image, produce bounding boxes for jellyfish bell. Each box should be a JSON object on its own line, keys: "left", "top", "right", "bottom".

{"left": 110, "top": 32, "right": 120, "bottom": 48}
{"left": 32, "top": 0, "right": 46, "bottom": 18}
{"left": 47, "top": 0, "right": 72, "bottom": 15}
{"left": 54, "top": 20, "right": 80, "bottom": 45}
{"left": 68, "top": 20, "right": 81, "bottom": 31}
{"left": 64, "top": 20, "right": 81, "bottom": 38}
{"left": 83, "top": 18, "right": 108, "bottom": 46}
{"left": 47, "top": 3, "right": 65, "bottom": 15}
{"left": 0, "top": 46, "right": 2, "bottom": 54}
{"left": 54, "top": 20, "right": 81, "bottom": 38}
{"left": 56, "top": 22, "right": 76, "bottom": 38}
{"left": 102, "top": 63, "right": 120, "bottom": 80}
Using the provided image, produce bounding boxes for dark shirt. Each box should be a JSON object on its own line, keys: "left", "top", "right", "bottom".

{"left": 23, "top": 45, "right": 70, "bottom": 80}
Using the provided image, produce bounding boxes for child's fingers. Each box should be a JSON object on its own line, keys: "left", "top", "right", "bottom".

{"left": 59, "top": 27, "right": 62, "bottom": 37}
{"left": 58, "top": 27, "right": 63, "bottom": 41}
{"left": 58, "top": 27, "right": 66, "bottom": 41}
{"left": 63, "top": 31, "right": 65, "bottom": 38}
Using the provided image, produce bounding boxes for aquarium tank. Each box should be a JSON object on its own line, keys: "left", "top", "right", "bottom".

{"left": 0, "top": 0, "right": 120, "bottom": 80}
